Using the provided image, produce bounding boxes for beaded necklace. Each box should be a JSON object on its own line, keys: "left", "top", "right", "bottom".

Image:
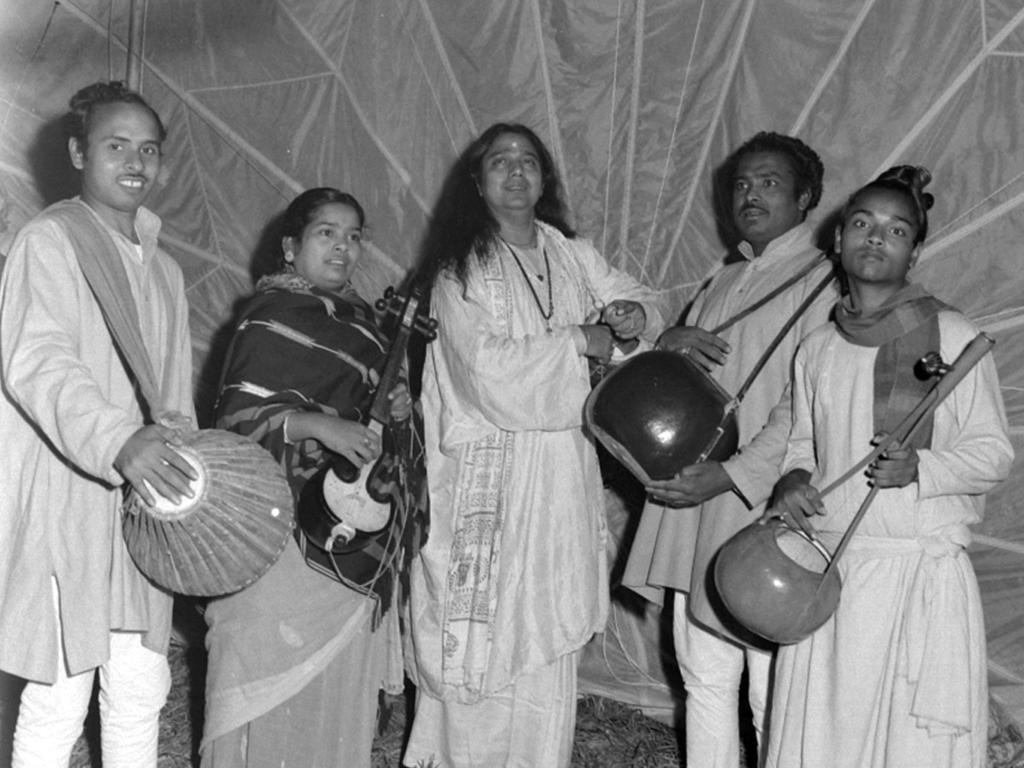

{"left": 502, "top": 239, "right": 554, "bottom": 332}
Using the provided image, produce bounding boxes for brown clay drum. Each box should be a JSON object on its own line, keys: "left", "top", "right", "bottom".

{"left": 585, "top": 349, "right": 739, "bottom": 481}
{"left": 713, "top": 517, "right": 841, "bottom": 645}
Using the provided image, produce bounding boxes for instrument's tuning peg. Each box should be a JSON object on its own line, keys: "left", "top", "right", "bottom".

{"left": 376, "top": 286, "right": 401, "bottom": 314}
{"left": 414, "top": 315, "right": 438, "bottom": 341}
{"left": 915, "top": 351, "right": 951, "bottom": 379}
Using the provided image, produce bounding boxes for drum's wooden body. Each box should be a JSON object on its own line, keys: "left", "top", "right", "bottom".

{"left": 585, "top": 350, "right": 739, "bottom": 482}
{"left": 122, "top": 429, "right": 294, "bottom": 597}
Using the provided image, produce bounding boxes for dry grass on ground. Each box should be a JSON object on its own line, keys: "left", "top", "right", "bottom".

{"left": 63, "top": 636, "right": 685, "bottom": 767}
{"left": 0, "top": 628, "right": 1016, "bottom": 767}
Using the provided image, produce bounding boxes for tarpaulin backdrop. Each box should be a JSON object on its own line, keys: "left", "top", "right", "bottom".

{"left": 1, "top": 0, "right": 1022, "bottom": 727}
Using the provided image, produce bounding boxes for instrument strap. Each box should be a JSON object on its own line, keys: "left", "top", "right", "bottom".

{"left": 730, "top": 261, "right": 836, "bottom": 406}
{"left": 710, "top": 254, "right": 830, "bottom": 335}
{"left": 819, "top": 333, "right": 994, "bottom": 573}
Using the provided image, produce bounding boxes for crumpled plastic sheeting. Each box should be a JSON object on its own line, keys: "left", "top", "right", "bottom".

{"left": 1, "top": 0, "right": 1022, "bottom": 726}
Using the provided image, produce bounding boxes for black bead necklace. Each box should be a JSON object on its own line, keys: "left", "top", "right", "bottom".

{"left": 502, "top": 239, "right": 554, "bottom": 332}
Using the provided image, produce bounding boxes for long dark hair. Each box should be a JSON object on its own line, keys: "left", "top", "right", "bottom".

{"left": 413, "top": 123, "right": 575, "bottom": 291}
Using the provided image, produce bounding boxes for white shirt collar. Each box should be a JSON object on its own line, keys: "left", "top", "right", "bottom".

{"left": 75, "top": 197, "right": 162, "bottom": 264}
{"left": 737, "top": 221, "right": 815, "bottom": 268}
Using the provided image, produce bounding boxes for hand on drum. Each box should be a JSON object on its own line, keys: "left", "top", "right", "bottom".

{"left": 867, "top": 440, "right": 919, "bottom": 488}
{"left": 115, "top": 424, "right": 198, "bottom": 506}
{"left": 644, "top": 461, "right": 733, "bottom": 507}
{"left": 601, "top": 300, "right": 646, "bottom": 340}
{"left": 768, "top": 469, "right": 824, "bottom": 540}
{"left": 387, "top": 383, "right": 413, "bottom": 422}
{"left": 656, "top": 326, "right": 729, "bottom": 371}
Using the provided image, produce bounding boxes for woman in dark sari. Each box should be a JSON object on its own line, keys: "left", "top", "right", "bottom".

{"left": 200, "top": 187, "right": 426, "bottom": 768}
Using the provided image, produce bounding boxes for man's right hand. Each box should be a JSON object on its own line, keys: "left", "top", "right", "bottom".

{"left": 115, "top": 424, "right": 198, "bottom": 506}
{"left": 656, "top": 325, "right": 730, "bottom": 370}
{"left": 645, "top": 461, "right": 734, "bottom": 507}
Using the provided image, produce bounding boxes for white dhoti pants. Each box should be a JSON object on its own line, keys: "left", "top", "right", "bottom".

{"left": 674, "top": 593, "right": 773, "bottom": 768}
{"left": 11, "top": 577, "right": 170, "bottom": 768}
{"left": 403, "top": 651, "right": 579, "bottom": 768}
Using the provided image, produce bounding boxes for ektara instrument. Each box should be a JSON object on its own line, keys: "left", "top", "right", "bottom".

{"left": 713, "top": 334, "right": 995, "bottom": 644}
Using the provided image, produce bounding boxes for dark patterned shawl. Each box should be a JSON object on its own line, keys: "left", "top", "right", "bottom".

{"left": 215, "top": 272, "right": 428, "bottom": 615}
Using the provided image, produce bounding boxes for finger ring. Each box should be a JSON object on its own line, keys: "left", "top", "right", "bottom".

{"left": 680, "top": 346, "right": 692, "bottom": 355}
{"left": 363, "top": 437, "right": 370, "bottom": 446}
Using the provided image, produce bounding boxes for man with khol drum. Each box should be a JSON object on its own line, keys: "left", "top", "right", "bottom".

{"left": 623, "top": 132, "right": 838, "bottom": 768}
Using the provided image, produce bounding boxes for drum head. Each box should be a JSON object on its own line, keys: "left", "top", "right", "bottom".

{"left": 585, "top": 350, "right": 739, "bottom": 481}
{"left": 137, "top": 448, "right": 209, "bottom": 517}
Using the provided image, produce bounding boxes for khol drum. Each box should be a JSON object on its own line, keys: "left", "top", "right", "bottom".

{"left": 122, "top": 429, "right": 294, "bottom": 597}
{"left": 585, "top": 349, "right": 739, "bottom": 483}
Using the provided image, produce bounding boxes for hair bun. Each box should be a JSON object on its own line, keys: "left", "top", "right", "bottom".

{"left": 875, "top": 164, "right": 933, "bottom": 209}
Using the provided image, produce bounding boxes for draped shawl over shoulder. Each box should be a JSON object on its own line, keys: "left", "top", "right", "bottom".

{"left": 767, "top": 298, "right": 1014, "bottom": 768}
{"left": 215, "top": 273, "right": 385, "bottom": 490}
{"left": 406, "top": 222, "right": 666, "bottom": 703}
{"left": 0, "top": 198, "right": 193, "bottom": 683}
{"left": 203, "top": 273, "right": 425, "bottom": 744}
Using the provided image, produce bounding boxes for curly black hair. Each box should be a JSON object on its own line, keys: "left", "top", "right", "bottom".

{"left": 729, "top": 131, "right": 825, "bottom": 212}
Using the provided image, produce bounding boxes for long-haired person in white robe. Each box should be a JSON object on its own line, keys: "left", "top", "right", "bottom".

{"left": 401, "top": 123, "right": 665, "bottom": 767}
{"left": 766, "top": 166, "right": 1014, "bottom": 768}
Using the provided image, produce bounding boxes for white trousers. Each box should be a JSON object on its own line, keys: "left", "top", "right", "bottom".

{"left": 674, "top": 593, "right": 772, "bottom": 768}
{"left": 11, "top": 578, "right": 170, "bottom": 768}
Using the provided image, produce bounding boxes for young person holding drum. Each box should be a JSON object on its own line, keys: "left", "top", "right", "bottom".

{"left": 622, "top": 132, "right": 839, "bottom": 768}
{"left": 0, "top": 81, "right": 196, "bottom": 767}
{"left": 765, "top": 166, "right": 1013, "bottom": 768}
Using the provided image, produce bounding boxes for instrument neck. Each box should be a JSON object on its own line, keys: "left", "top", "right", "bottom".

{"left": 367, "top": 303, "right": 418, "bottom": 426}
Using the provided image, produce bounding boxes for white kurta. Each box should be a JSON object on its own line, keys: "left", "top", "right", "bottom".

{"left": 623, "top": 223, "right": 838, "bottom": 641}
{"left": 0, "top": 199, "right": 194, "bottom": 682}
{"left": 405, "top": 222, "right": 665, "bottom": 705}
{"left": 765, "top": 311, "right": 1013, "bottom": 768}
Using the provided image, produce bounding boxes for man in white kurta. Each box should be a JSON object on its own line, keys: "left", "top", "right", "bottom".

{"left": 623, "top": 133, "right": 838, "bottom": 767}
{"left": 765, "top": 307, "right": 1012, "bottom": 768}
{"left": 403, "top": 221, "right": 664, "bottom": 767}
{"left": 0, "top": 199, "right": 194, "bottom": 760}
